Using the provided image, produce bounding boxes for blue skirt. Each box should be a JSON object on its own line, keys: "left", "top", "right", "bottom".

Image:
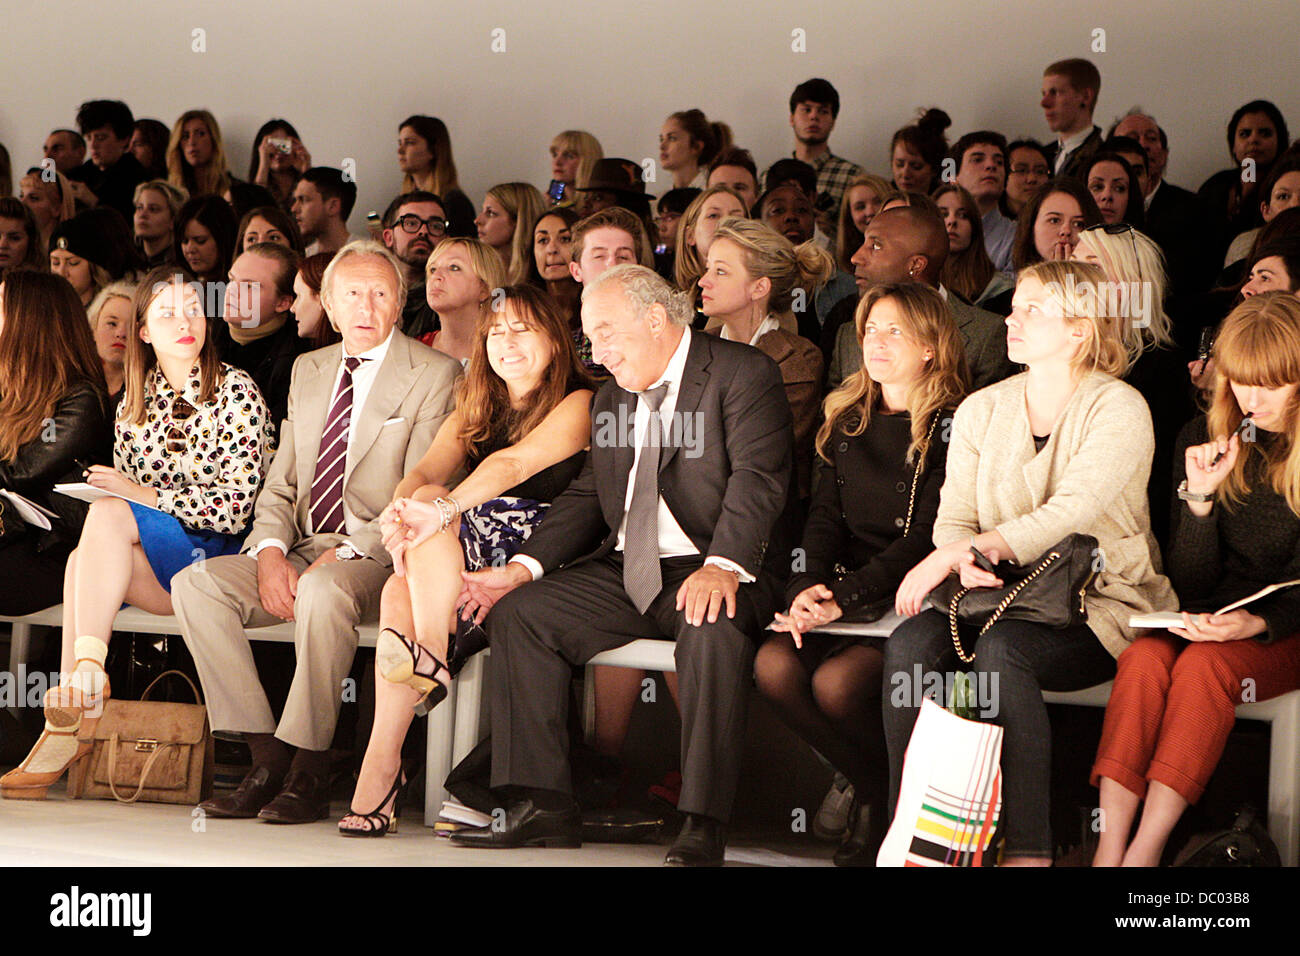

{"left": 128, "top": 501, "right": 244, "bottom": 592}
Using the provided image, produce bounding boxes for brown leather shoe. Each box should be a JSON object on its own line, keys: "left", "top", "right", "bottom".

{"left": 198, "top": 765, "right": 283, "bottom": 819}
{"left": 257, "top": 770, "right": 331, "bottom": 824}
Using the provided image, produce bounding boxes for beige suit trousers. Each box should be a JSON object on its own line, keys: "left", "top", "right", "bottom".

{"left": 171, "top": 538, "right": 389, "bottom": 751}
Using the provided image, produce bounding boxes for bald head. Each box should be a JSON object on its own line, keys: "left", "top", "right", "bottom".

{"left": 849, "top": 205, "right": 948, "bottom": 289}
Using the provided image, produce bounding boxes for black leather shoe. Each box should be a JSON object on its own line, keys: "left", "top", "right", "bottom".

{"left": 833, "top": 799, "right": 886, "bottom": 867}
{"left": 257, "top": 770, "right": 331, "bottom": 824}
{"left": 448, "top": 797, "right": 582, "bottom": 849}
{"left": 664, "top": 813, "right": 726, "bottom": 866}
{"left": 198, "top": 765, "right": 283, "bottom": 819}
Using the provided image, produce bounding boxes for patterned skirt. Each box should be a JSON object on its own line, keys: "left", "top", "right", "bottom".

{"left": 449, "top": 496, "right": 549, "bottom": 674}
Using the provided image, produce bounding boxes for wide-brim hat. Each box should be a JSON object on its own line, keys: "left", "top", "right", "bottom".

{"left": 574, "top": 158, "right": 656, "bottom": 199}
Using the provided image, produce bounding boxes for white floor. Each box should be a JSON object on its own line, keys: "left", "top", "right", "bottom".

{"left": 0, "top": 783, "right": 834, "bottom": 867}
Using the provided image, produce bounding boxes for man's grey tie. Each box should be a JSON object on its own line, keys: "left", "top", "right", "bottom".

{"left": 623, "top": 383, "right": 669, "bottom": 613}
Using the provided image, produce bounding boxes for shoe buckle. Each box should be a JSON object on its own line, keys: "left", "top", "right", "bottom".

{"left": 135, "top": 738, "right": 159, "bottom": 753}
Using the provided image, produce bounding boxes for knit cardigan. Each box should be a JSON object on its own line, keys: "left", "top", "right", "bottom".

{"left": 932, "top": 370, "right": 1177, "bottom": 658}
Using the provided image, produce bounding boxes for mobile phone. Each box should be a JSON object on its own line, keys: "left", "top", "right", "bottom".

{"left": 970, "top": 546, "right": 997, "bottom": 574}
{"left": 1197, "top": 326, "right": 1214, "bottom": 364}
{"left": 547, "top": 180, "right": 566, "bottom": 203}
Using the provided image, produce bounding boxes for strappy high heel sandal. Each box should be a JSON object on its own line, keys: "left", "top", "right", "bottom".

{"left": 338, "top": 766, "right": 410, "bottom": 837}
{"left": 375, "top": 627, "right": 449, "bottom": 717}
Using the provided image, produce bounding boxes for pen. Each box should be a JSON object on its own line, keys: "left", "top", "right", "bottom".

{"left": 1210, "top": 413, "right": 1252, "bottom": 467}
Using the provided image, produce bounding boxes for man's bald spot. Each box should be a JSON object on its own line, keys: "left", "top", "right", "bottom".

{"left": 872, "top": 205, "right": 948, "bottom": 284}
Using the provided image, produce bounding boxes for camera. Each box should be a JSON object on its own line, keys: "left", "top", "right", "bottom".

{"left": 267, "top": 137, "right": 292, "bottom": 154}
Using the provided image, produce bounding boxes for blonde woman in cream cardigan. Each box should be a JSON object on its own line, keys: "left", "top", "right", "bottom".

{"left": 885, "top": 260, "right": 1176, "bottom": 866}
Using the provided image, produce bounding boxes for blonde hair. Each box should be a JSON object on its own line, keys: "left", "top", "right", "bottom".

{"left": 20, "top": 170, "right": 76, "bottom": 226}
{"left": 1209, "top": 292, "right": 1300, "bottom": 514}
{"left": 836, "top": 173, "right": 892, "bottom": 272}
{"left": 1072, "top": 226, "right": 1174, "bottom": 363}
{"left": 426, "top": 237, "right": 507, "bottom": 307}
{"left": 486, "top": 182, "right": 548, "bottom": 285}
{"left": 674, "top": 184, "right": 747, "bottom": 292}
{"left": 166, "top": 110, "right": 231, "bottom": 198}
{"left": 550, "top": 130, "right": 604, "bottom": 192}
{"left": 87, "top": 280, "right": 138, "bottom": 330}
{"left": 133, "top": 179, "right": 188, "bottom": 222}
{"left": 816, "top": 282, "right": 970, "bottom": 463}
{"left": 708, "top": 218, "right": 833, "bottom": 321}
{"left": 1017, "top": 260, "right": 1128, "bottom": 377}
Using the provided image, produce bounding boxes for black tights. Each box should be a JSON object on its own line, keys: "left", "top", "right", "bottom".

{"left": 754, "top": 635, "right": 887, "bottom": 805}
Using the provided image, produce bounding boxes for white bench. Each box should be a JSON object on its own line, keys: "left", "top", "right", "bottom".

{"left": 449, "top": 611, "right": 1300, "bottom": 867}
{"left": 0, "top": 606, "right": 458, "bottom": 825}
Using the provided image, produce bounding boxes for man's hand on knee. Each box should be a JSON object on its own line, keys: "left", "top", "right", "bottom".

{"left": 257, "top": 548, "right": 299, "bottom": 621}
{"left": 676, "top": 565, "right": 739, "bottom": 627}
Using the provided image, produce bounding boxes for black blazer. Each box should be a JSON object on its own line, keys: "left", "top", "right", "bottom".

{"left": 519, "top": 329, "right": 794, "bottom": 586}
{"left": 1044, "top": 126, "right": 1102, "bottom": 180}
{"left": 1145, "top": 181, "right": 1214, "bottom": 352}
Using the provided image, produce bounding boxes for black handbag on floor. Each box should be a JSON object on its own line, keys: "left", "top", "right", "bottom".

{"left": 1173, "top": 805, "right": 1281, "bottom": 867}
{"left": 927, "top": 533, "right": 1099, "bottom": 663}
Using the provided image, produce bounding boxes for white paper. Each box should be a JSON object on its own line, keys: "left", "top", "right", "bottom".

{"left": 52, "top": 482, "right": 162, "bottom": 512}
{"left": 0, "top": 489, "right": 55, "bottom": 530}
{"left": 1130, "top": 579, "right": 1300, "bottom": 628}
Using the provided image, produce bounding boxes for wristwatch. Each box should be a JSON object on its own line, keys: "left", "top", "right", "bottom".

{"left": 1176, "top": 480, "right": 1214, "bottom": 504}
{"left": 335, "top": 542, "right": 362, "bottom": 561}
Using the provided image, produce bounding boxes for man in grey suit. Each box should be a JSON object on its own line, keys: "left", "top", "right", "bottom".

{"left": 449, "top": 265, "right": 794, "bottom": 865}
{"left": 172, "top": 241, "right": 461, "bottom": 823}
{"left": 827, "top": 205, "right": 1016, "bottom": 389}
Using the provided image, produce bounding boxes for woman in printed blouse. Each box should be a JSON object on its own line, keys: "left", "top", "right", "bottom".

{"left": 1, "top": 265, "right": 276, "bottom": 800}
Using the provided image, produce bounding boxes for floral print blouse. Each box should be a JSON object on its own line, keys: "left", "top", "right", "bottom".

{"left": 114, "top": 363, "right": 277, "bottom": 535}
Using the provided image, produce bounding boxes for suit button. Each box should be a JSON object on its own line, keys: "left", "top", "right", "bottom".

{"left": 896, "top": 481, "right": 906, "bottom": 493}
{"left": 838, "top": 441, "right": 849, "bottom": 453}
{"left": 894, "top": 517, "right": 905, "bottom": 528}
{"left": 836, "top": 476, "right": 845, "bottom": 486}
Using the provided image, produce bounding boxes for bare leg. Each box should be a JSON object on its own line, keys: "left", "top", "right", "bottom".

{"left": 403, "top": 519, "right": 466, "bottom": 667}
{"left": 1122, "top": 781, "right": 1188, "bottom": 867}
{"left": 341, "top": 574, "right": 423, "bottom": 828}
{"left": 1093, "top": 776, "right": 1141, "bottom": 867}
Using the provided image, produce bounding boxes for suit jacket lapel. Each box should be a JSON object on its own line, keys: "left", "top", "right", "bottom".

{"left": 296, "top": 346, "right": 341, "bottom": 516}
{"left": 346, "top": 333, "right": 417, "bottom": 479}
{"left": 659, "top": 332, "right": 710, "bottom": 474}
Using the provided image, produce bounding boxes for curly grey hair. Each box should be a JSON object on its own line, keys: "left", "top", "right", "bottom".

{"left": 582, "top": 263, "right": 694, "bottom": 327}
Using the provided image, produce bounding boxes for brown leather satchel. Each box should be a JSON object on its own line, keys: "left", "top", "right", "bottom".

{"left": 68, "top": 670, "right": 214, "bottom": 805}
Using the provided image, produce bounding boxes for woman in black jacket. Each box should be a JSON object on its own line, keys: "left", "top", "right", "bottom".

{"left": 755, "top": 282, "right": 969, "bottom": 865}
{"left": 0, "top": 271, "right": 112, "bottom": 614}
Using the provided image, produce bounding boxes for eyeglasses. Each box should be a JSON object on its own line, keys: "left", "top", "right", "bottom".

{"left": 1010, "top": 164, "right": 1050, "bottom": 177}
{"left": 165, "top": 397, "right": 197, "bottom": 455}
{"left": 395, "top": 214, "right": 449, "bottom": 237}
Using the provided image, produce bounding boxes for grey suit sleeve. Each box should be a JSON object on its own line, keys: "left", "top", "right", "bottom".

{"left": 708, "top": 353, "right": 794, "bottom": 575}
{"left": 828, "top": 321, "right": 861, "bottom": 391}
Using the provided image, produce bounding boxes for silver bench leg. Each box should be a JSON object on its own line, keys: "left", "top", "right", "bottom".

{"left": 451, "top": 652, "right": 488, "bottom": 766}
{"left": 423, "top": 679, "right": 457, "bottom": 827}
{"left": 7, "top": 622, "right": 32, "bottom": 682}
{"left": 1268, "top": 694, "right": 1300, "bottom": 867}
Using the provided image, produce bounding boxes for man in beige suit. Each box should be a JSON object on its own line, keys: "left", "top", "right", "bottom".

{"left": 172, "top": 240, "right": 461, "bottom": 823}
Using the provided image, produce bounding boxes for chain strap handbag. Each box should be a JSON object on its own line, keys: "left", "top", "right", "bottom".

{"left": 67, "top": 669, "right": 214, "bottom": 805}
{"left": 926, "top": 533, "right": 1100, "bottom": 663}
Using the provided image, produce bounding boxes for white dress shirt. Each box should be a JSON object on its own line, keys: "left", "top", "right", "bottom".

{"left": 250, "top": 330, "right": 396, "bottom": 557}
{"left": 512, "top": 326, "right": 753, "bottom": 584}
{"left": 718, "top": 313, "right": 779, "bottom": 347}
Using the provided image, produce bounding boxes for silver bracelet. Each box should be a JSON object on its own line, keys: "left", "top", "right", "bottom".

{"left": 432, "top": 496, "right": 461, "bottom": 532}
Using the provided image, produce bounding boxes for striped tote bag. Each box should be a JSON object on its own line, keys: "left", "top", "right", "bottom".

{"left": 877, "top": 697, "right": 1003, "bottom": 867}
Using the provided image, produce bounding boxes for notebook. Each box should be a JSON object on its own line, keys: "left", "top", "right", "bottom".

{"left": 1129, "top": 579, "right": 1300, "bottom": 629}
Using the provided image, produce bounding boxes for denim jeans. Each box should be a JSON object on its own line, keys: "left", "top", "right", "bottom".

{"left": 881, "top": 609, "right": 1116, "bottom": 858}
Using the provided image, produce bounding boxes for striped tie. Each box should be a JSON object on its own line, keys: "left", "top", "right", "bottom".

{"left": 623, "top": 383, "right": 669, "bottom": 614}
{"left": 310, "top": 356, "right": 365, "bottom": 535}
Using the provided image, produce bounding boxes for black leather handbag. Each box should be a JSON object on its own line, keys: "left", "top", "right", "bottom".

{"left": 1173, "top": 805, "right": 1281, "bottom": 867}
{"left": 927, "top": 533, "right": 1099, "bottom": 663}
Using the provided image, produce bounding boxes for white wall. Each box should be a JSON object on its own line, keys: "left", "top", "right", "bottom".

{"left": 3, "top": 0, "right": 1297, "bottom": 222}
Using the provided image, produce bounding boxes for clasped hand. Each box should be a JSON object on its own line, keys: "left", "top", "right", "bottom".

{"left": 772, "top": 584, "right": 842, "bottom": 648}
{"left": 380, "top": 497, "right": 454, "bottom": 575}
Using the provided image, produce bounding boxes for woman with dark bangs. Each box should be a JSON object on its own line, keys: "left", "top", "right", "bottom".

{"left": 339, "top": 284, "right": 595, "bottom": 836}
{"left": 1093, "top": 292, "right": 1300, "bottom": 866}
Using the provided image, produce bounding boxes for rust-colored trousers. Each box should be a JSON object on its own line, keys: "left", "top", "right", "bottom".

{"left": 1091, "top": 632, "right": 1300, "bottom": 803}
